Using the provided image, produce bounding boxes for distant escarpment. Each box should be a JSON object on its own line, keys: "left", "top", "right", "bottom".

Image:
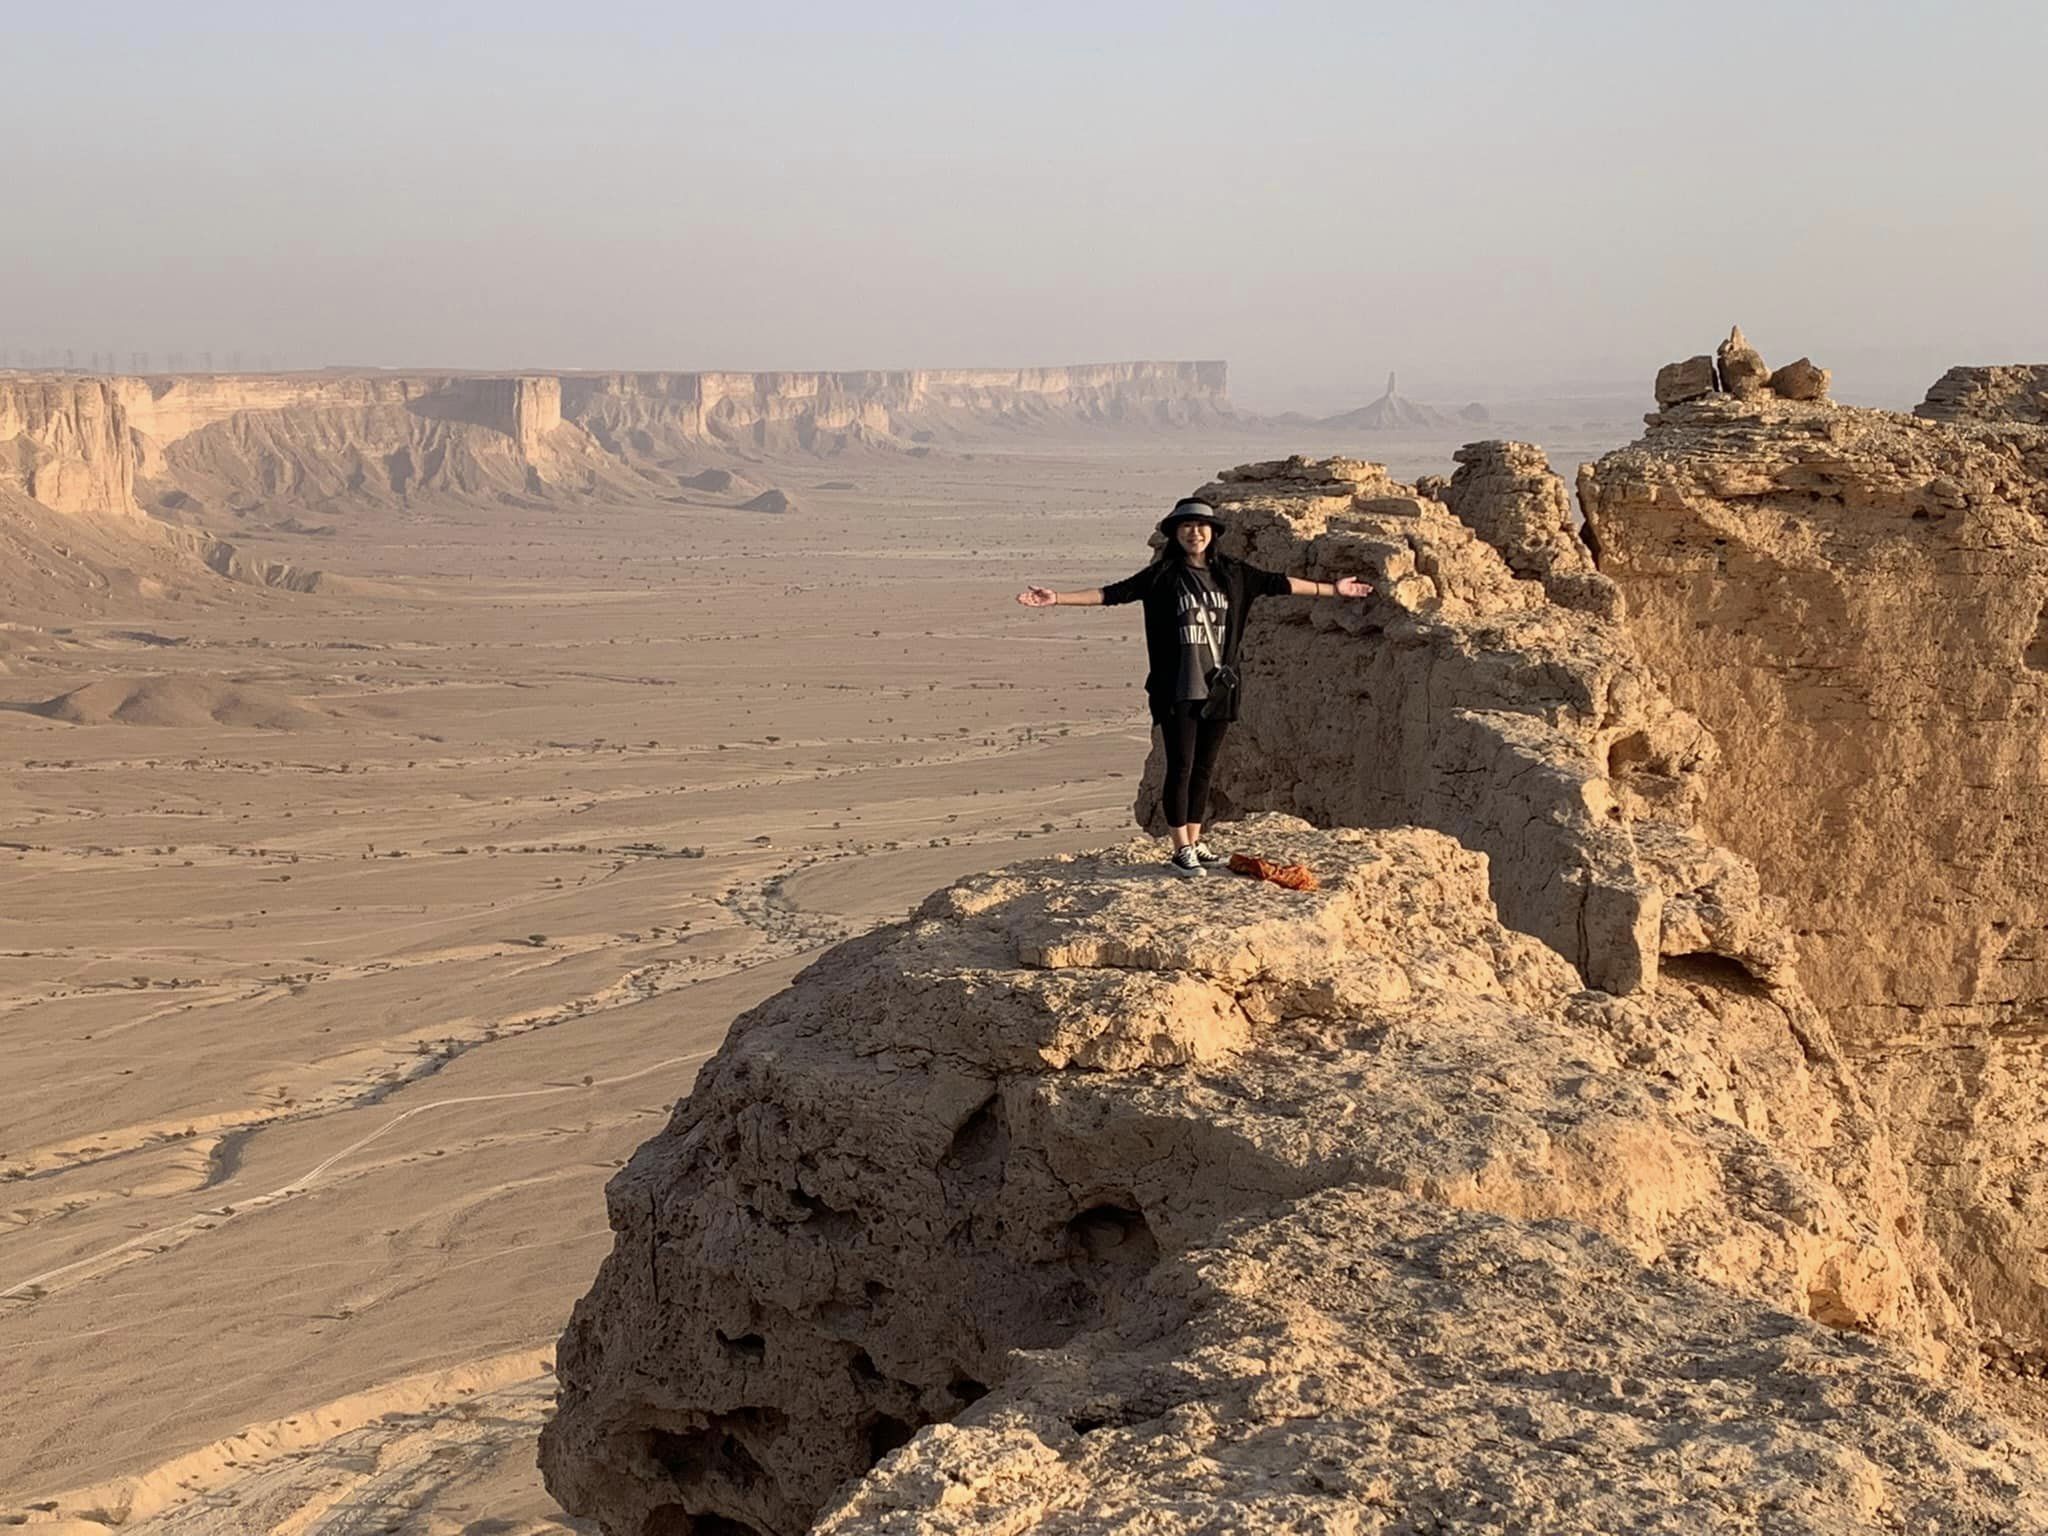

{"left": 0, "top": 376, "right": 143, "bottom": 518}
{"left": 0, "top": 361, "right": 1233, "bottom": 524}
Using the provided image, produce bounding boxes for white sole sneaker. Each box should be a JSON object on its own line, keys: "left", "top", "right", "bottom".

{"left": 1169, "top": 851, "right": 1204, "bottom": 878}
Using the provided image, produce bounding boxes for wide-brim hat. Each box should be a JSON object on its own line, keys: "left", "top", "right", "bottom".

{"left": 1157, "top": 499, "right": 1227, "bottom": 536}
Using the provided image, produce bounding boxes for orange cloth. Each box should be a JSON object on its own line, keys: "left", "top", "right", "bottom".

{"left": 1226, "top": 853, "right": 1319, "bottom": 891}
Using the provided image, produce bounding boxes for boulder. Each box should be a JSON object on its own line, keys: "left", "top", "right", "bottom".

{"left": 1770, "top": 357, "right": 1832, "bottom": 401}
{"left": 1654, "top": 356, "right": 1717, "bottom": 407}
{"left": 1443, "top": 440, "right": 1620, "bottom": 617}
{"left": 1716, "top": 325, "right": 1771, "bottom": 397}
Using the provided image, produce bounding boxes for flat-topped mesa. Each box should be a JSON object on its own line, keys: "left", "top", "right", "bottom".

{"left": 1137, "top": 452, "right": 1778, "bottom": 997}
{"left": 1580, "top": 375, "right": 2048, "bottom": 1355}
{"left": 563, "top": 362, "right": 1233, "bottom": 458}
{"left": 0, "top": 362, "right": 1233, "bottom": 519}
{"left": 541, "top": 816, "right": 2011, "bottom": 1536}
{"left": 1916, "top": 364, "right": 2048, "bottom": 426}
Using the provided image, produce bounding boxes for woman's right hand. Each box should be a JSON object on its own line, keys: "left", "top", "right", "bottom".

{"left": 1017, "top": 586, "right": 1057, "bottom": 607}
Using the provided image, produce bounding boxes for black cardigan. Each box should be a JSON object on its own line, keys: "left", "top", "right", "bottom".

{"left": 1101, "top": 553, "right": 1292, "bottom": 723}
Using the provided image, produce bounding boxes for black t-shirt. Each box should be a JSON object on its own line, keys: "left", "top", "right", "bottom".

{"left": 1100, "top": 554, "right": 1292, "bottom": 722}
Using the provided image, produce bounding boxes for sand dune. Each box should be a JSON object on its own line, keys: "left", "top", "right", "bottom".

{"left": 675, "top": 467, "right": 760, "bottom": 496}
{"left": 13, "top": 674, "right": 326, "bottom": 730}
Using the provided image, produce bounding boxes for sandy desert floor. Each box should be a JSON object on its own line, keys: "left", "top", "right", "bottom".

{"left": 0, "top": 427, "right": 1624, "bottom": 1533}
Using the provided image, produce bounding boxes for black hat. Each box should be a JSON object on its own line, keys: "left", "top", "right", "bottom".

{"left": 1158, "top": 498, "right": 1226, "bottom": 536}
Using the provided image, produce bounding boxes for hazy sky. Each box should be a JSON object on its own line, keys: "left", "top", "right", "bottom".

{"left": 7, "top": 0, "right": 2044, "bottom": 411}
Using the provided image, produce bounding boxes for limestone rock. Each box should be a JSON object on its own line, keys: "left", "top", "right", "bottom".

{"left": 819, "top": 1189, "right": 2037, "bottom": 1535}
{"left": 1136, "top": 455, "right": 1784, "bottom": 997}
{"left": 0, "top": 378, "right": 142, "bottom": 518}
{"left": 1770, "top": 356, "right": 1832, "bottom": 401}
{"left": 1716, "top": 325, "right": 1771, "bottom": 398}
{"left": 1654, "top": 355, "right": 1717, "bottom": 408}
{"left": 1, "top": 362, "right": 1239, "bottom": 526}
{"left": 1443, "top": 440, "right": 1620, "bottom": 617}
{"left": 541, "top": 818, "right": 2000, "bottom": 1536}
{"left": 1916, "top": 364, "right": 2048, "bottom": 425}
{"left": 1582, "top": 389, "right": 2048, "bottom": 1352}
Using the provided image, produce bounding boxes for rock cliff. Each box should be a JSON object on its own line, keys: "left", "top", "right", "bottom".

{"left": 0, "top": 362, "right": 1234, "bottom": 522}
{"left": 542, "top": 408, "right": 2048, "bottom": 1533}
{"left": 0, "top": 377, "right": 142, "bottom": 518}
{"left": 541, "top": 818, "right": 2033, "bottom": 1535}
{"left": 1580, "top": 379, "right": 2048, "bottom": 1359}
{"left": 1134, "top": 451, "right": 1774, "bottom": 997}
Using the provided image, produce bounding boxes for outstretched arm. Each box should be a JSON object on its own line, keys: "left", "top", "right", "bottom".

{"left": 1017, "top": 586, "right": 1105, "bottom": 607}
{"left": 1285, "top": 575, "right": 1373, "bottom": 598}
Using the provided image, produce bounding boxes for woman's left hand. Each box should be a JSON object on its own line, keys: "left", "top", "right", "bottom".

{"left": 1334, "top": 575, "right": 1374, "bottom": 598}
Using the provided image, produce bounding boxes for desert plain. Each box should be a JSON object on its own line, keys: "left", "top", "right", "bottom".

{"left": 0, "top": 413, "right": 1625, "bottom": 1533}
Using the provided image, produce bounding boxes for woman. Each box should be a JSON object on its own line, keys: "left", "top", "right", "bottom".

{"left": 1017, "top": 498, "right": 1372, "bottom": 877}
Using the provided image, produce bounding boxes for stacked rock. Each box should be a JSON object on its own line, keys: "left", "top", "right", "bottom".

{"left": 1654, "top": 328, "right": 1832, "bottom": 408}
{"left": 1717, "top": 325, "right": 1772, "bottom": 397}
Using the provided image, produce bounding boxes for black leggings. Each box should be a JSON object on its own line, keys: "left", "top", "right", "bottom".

{"left": 1159, "top": 704, "right": 1231, "bottom": 827}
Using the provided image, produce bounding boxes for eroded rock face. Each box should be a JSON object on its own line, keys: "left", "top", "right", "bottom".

{"left": 0, "top": 363, "right": 1236, "bottom": 519}
{"left": 820, "top": 1190, "right": 2041, "bottom": 1535}
{"left": 1443, "top": 440, "right": 1618, "bottom": 617}
{"left": 540, "top": 818, "right": 2010, "bottom": 1536}
{"left": 1581, "top": 384, "right": 2048, "bottom": 1353}
{"left": 1918, "top": 364, "right": 2048, "bottom": 426}
{"left": 1131, "top": 454, "right": 1783, "bottom": 997}
{"left": 0, "top": 378, "right": 141, "bottom": 517}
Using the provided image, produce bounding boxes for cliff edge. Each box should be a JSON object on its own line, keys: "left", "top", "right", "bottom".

{"left": 541, "top": 404, "right": 2048, "bottom": 1533}
{"left": 1581, "top": 371, "right": 2048, "bottom": 1361}
{"left": 540, "top": 817, "right": 2036, "bottom": 1534}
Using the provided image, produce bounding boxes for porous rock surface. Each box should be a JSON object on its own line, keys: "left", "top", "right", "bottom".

{"left": 541, "top": 816, "right": 2040, "bottom": 1534}
{"left": 1443, "top": 440, "right": 1618, "bottom": 617}
{"left": 819, "top": 1190, "right": 2031, "bottom": 1535}
{"left": 1918, "top": 364, "right": 2048, "bottom": 426}
{"left": 1582, "top": 382, "right": 2048, "bottom": 1358}
{"left": 1134, "top": 452, "right": 1782, "bottom": 998}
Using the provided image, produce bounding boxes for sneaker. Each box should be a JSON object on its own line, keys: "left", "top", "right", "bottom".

{"left": 1169, "top": 845, "right": 1204, "bottom": 878}
{"left": 1191, "top": 840, "right": 1223, "bottom": 866}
